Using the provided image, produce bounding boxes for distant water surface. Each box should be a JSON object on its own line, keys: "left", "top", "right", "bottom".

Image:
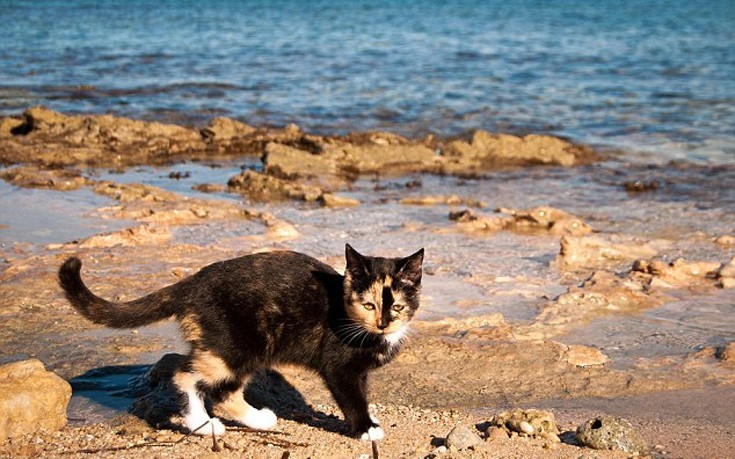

{"left": 1, "top": 0, "right": 734, "bottom": 162}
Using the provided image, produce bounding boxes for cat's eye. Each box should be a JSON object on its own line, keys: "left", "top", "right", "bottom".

{"left": 363, "top": 302, "right": 376, "bottom": 311}
{"left": 392, "top": 304, "right": 405, "bottom": 312}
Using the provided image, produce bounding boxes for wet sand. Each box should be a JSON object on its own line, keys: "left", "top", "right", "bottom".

{"left": 1, "top": 109, "right": 734, "bottom": 458}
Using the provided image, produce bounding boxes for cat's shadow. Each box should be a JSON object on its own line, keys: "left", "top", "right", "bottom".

{"left": 70, "top": 354, "right": 347, "bottom": 437}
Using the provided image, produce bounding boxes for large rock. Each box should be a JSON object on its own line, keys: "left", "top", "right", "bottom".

{"left": 444, "top": 424, "right": 482, "bottom": 450}
{"left": 576, "top": 416, "right": 648, "bottom": 454}
{"left": 264, "top": 142, "right": 340, "bottom": 182}
{"left": 442, "top": 131, "right": 595, "bottom": 167}
{"left": 0, "top": 106, "right": 205, "bottom": 167}
{"left": 0, "top": 359, "right": 72, "bottom": 443}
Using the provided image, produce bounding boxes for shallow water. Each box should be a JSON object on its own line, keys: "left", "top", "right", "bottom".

{"left": 1, "top": 0, "right": 734, "bottom": 163}
{"left": 0, "top": 179, "right": 132, "bottom": 247}
{"left": 4, "top": 161, "right": 732, "bottom": 363}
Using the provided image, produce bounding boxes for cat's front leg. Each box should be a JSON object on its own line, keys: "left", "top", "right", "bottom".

{"left": 323, "top": 370, "right": 383, "bottom": 441}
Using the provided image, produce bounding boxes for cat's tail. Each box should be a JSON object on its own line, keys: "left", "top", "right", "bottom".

{"left": 58, "top": 257, "right": 182, "bottom": 328}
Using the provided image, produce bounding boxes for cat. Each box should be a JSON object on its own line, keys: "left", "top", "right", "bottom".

{"left": 58, "top": 244, "right": 424, "bottom": 441}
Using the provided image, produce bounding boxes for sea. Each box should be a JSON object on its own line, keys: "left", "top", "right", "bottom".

{"left": 1, "top": 1, "right": 735, "bottom": 434}
{"left": 1, "top": 0, "right": 734, "bottom": 163}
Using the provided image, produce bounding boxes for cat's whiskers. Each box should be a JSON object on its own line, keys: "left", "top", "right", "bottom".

{"left": 335, "top": 320, "right": 370, "bottom": 347}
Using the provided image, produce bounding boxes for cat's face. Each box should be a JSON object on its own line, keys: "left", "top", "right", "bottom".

{"left": 343, "top": 244, "right": 424, "bottom": 342}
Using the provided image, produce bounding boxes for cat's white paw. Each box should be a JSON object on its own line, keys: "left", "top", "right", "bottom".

{"left": 360, "top": 425, "right": 384, "bottom": 441}
{"left": 186, "top": 415, "right": 226, "bottom": 436}
{"left": 240, "top": 407, "right": 277, "bottom": 430}
{"left": 209, "top": 417, "right": 226, "bottom": 436}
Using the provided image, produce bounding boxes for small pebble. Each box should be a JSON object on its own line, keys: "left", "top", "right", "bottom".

{"left": 519, "top": 421, "right": 535, "bottom": 435}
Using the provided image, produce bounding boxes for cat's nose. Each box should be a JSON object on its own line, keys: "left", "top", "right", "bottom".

{"left": 377, "top": 323, "right": 389, "bottom": 330}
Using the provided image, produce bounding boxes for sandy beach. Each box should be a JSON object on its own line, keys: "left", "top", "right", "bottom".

{"left": 0, "top": 108, "right": 734, "bottom": 458}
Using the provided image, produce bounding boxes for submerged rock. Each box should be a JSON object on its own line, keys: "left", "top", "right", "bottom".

{"left": 448, "top": 205, "right": 592, "bottom": 237}
{"left": 0, "top": 165, "right": 89, "bottom": 191}
{"left": 401, "top": 195, "right": 486, "bottom": 208}
{"left": 496, "top": 206, "right": 593, "bottom": 236}
{"left": 75, "top": 225, "right": 172, "bottom": 248}
{"left": 576, "top": 416, "right": 648, "bottom": 454}
{"left": 0, "top": 359, "right": 72, "bottom": 443}
{"left": 557, "top": 235, "right": 658, "bottom": 269}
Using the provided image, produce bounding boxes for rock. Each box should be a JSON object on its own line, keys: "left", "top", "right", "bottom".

{"left": 1, "top": 106, "right": 205, "bottom": 167}
{"left": 564, "top": 345, "right": 610, "bottom": 367}
{"left": 329, "top": 142, "right": 437, "bottom": 174}
{"left": 487, "top": 409, "right": 558, "bottom": 440}
{"left": 558, "top": 235, "right": 658, "bottom": 268}
{"left": 623, "top": 180, "right": 659, "bottom": 193}
{"left": 264, "top": 142, "right": 339, "bottom": 182}
{"left": 442, "top": 131, "right": 595, "bottom": 167}
{"left": 715, "top": 235, "right": 735, "bottom": 247}
{"left": 633, "top": 258, "right": 724, "bottom": 288}
{"left": 715, "top": 342, "right": 735, "bottom": 369}
{"left": 0, "top": 116, "right": 23, "bottom": 136}
{"left": 0, "top": 166, "right": 89, "bottom": 191}
{"left": 76, "top": 225, "right": 171, "bottom": 248}
{"left": 486, "top": 426, "right": 509, "bottom": 441}
{"left": 265, "top": 220, "right": 301, "bottom": 240}
{"left": 575, "top": 416, "right": 648, "bottom": 454}
{"left": 0, "top": 359, "right": 72, "bottom": 443}
{"left": 93, "top": 180, "right": 179, "bottom": 203}
{"left": 401, "top": 195, "right": 486, "bottom": 208}
{"left": 497, "top": 206, "right": 593, "bottom": 236}
{"left": 227, "top": 170, "right": 325, "bottom": 203}
{"left": 449, "top": 209, "right": 478, "bottom": 222}
{"left": 716, "top": 256, "right": 735, "bottom": 288}
{"left": 319, "top": 193, "right": 360, "bottom": 208}
{"left": 444, "top": 424, "right": 482, "bottom": 450}
{"left": 127, "top": 353, "right": 188, "bottom": 427}
{"left": 201, "top": 117, "right": 256, "bottom": 140}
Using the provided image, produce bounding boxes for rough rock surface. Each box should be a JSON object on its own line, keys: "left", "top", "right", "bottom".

{"left": 633, "top": 257, "right": 730, "bottom": 289}
{"left": 0, "top": 106, "right": 204, "bottom": 167}
{"left": 442, "top": 131, "right": 596, "bottom": 168}
{"left": 557, "top": 235, "right": 659, "bottom": 269}
{"left": 0, "top": 359, "right": 72, "bottom": 443}
{"left": 576, "top": 416, "right": 648, "bottom": 454}
{"left": 0, "top": 166, "right": 89, "bottom": 190}
{"left": 449, "top": 206, "right": 592, "bottom": 237}
{"left": 444, "top": 424, "right": 483, "bottom": 450}
{"left": 1, "top": 108, "right": 598, "bottom": 176}
{"left": 486, "top": 409, "right": 559, "bottom": 441}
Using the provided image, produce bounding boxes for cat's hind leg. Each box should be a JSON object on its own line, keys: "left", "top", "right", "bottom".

{"left": 173, "top": 350, "right": 244, "bottom": 436}
{"left": 213, "top": 380, "right": 277, "bottom": 430}
{"left": 172, "top": 369, "right": 226, "bottom": 436}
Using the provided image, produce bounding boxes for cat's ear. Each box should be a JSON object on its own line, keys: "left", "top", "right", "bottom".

{"left": 345, "top": 244, "right": 369, "bottom": 278}
{"left": 397, "top": 248, "right": 424, "bottom": 286}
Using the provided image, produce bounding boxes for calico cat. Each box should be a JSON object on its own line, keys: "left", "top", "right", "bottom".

{"left": 58, "top": 244, "right": 423, "bottom": 441}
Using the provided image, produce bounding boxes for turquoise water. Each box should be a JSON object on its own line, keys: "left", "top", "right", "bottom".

{"left": 1, "top": 0, "right": 734, "bottom": 162}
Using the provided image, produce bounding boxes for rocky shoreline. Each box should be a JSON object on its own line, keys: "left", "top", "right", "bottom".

{"left": 0, "top": 108, "right": 734, "bottom": 458}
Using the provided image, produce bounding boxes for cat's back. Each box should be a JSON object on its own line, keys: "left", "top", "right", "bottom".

{"left": 201, "top": 250, "right": 336, "bottom": 277}
{"left": 195, "top": 250, "right": 341, "bottom": 301}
